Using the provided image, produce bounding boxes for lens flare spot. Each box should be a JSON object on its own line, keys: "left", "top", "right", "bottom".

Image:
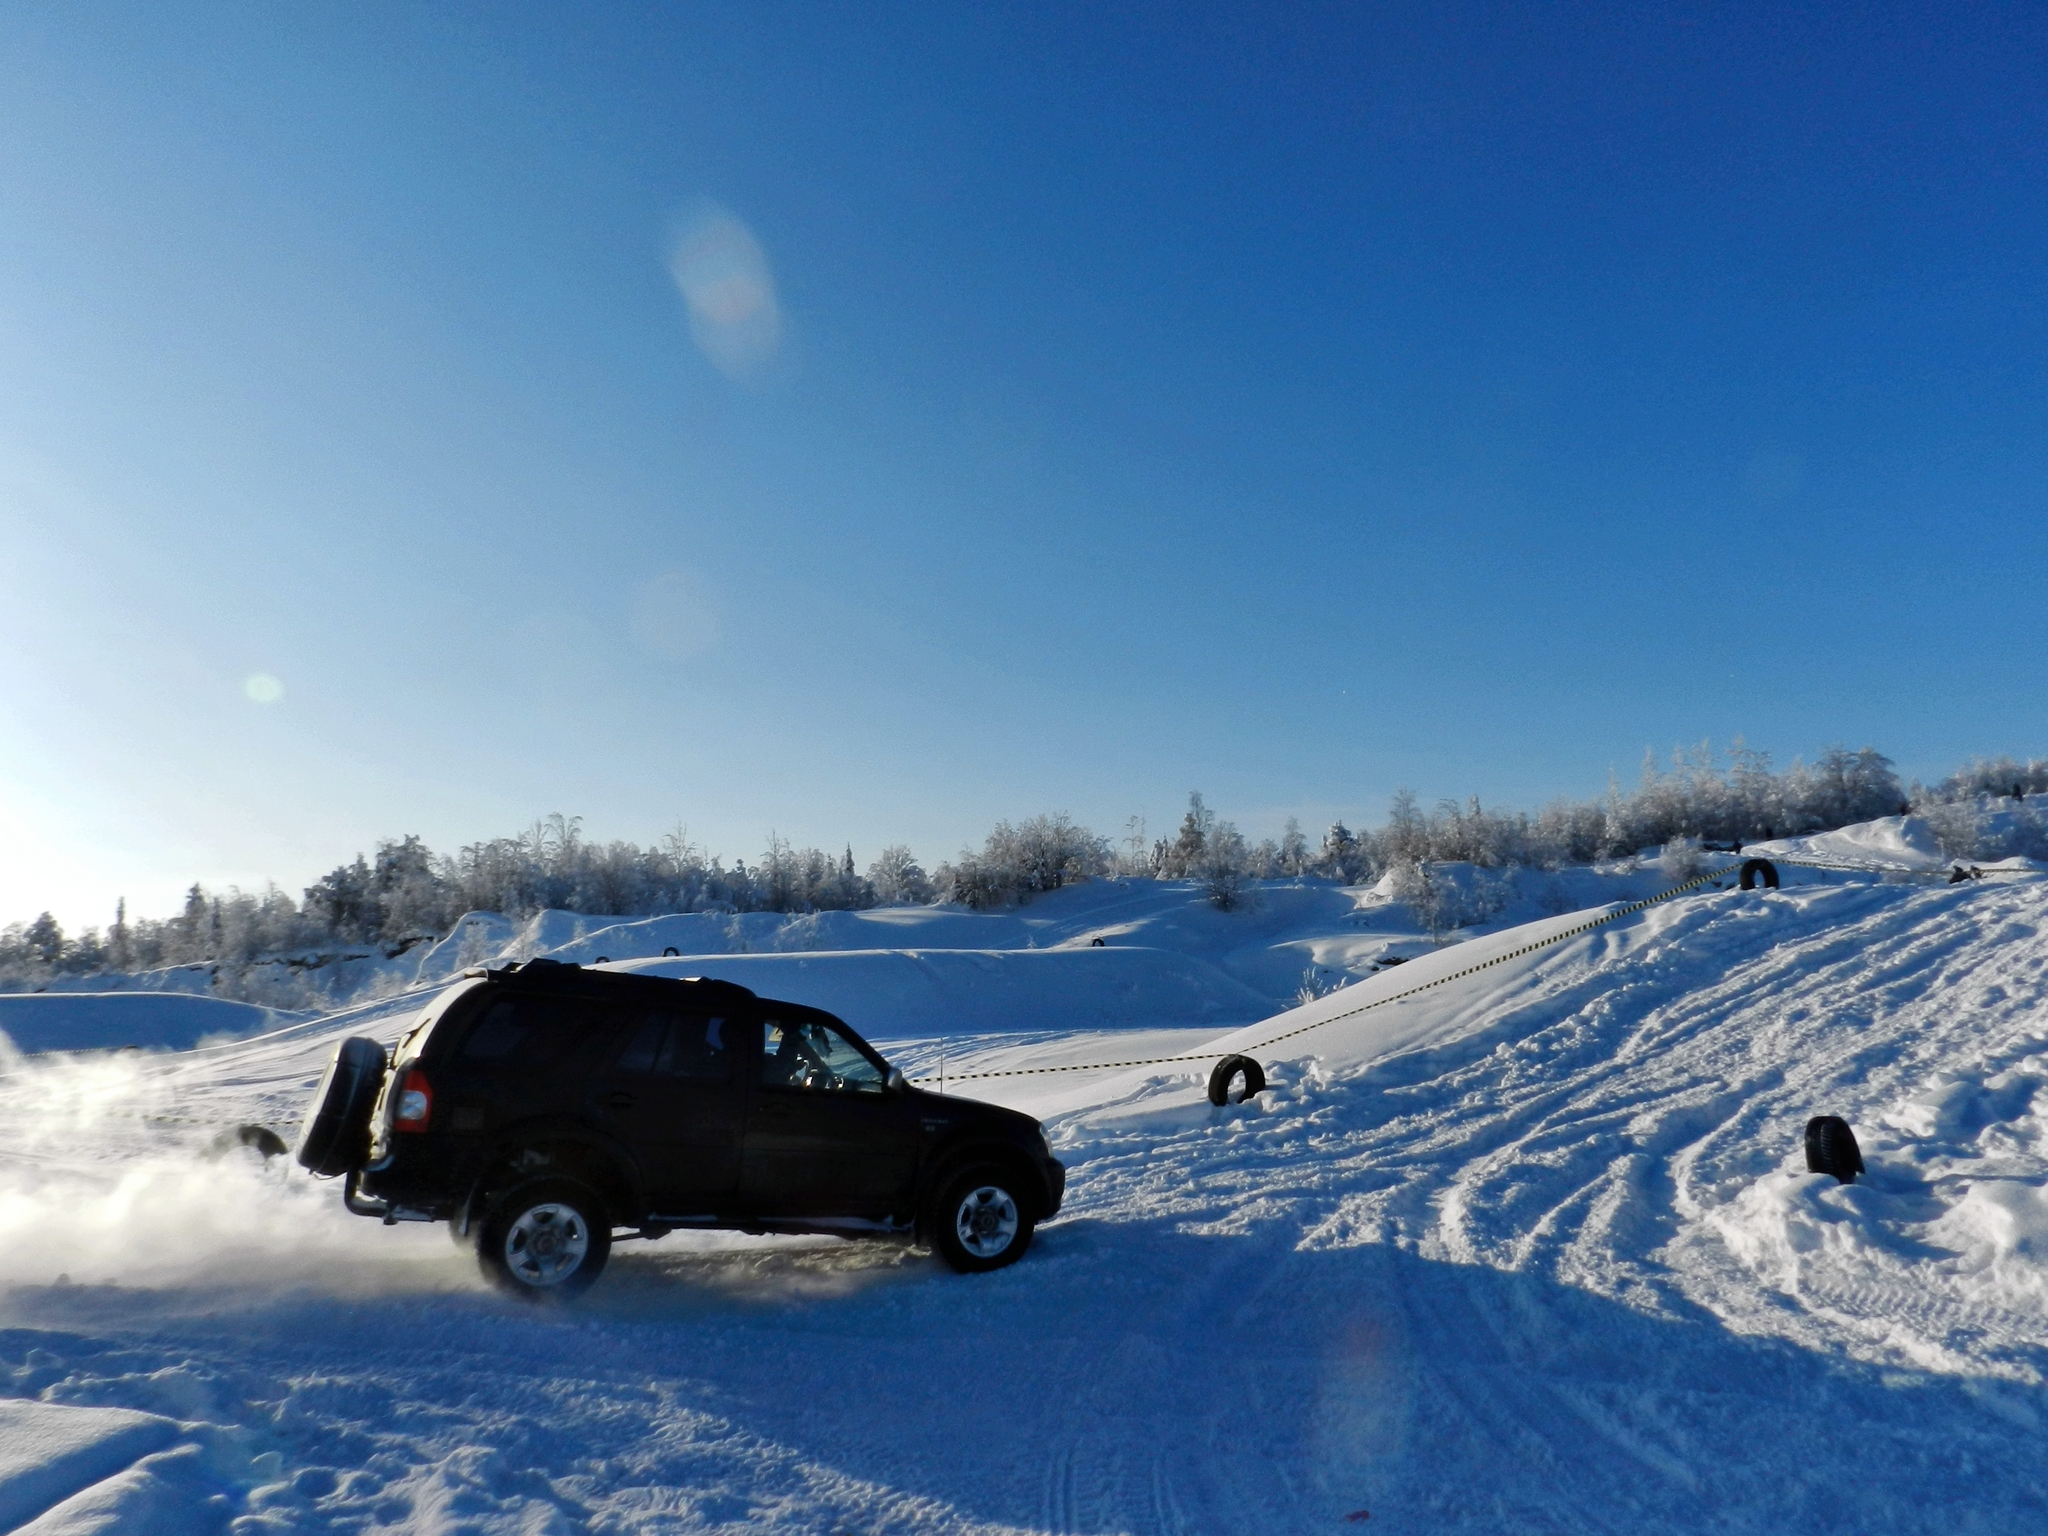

{"left": 667, "top": 203, "right": 783, "bottom": 379}
{"left": 244, "top": 673, "right": 284, "bottom": 704}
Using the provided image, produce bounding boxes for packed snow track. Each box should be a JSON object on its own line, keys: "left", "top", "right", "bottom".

{"left": 4, "top": 873, "right": 2048, "bottom": 1531}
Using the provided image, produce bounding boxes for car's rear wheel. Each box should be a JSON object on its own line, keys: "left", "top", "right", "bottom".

{"left": 476, "top": 1179, "right": 611, "bottom": 1301}
{"left": 929, "top": 1164, "right": 1035, "bottom": 1274}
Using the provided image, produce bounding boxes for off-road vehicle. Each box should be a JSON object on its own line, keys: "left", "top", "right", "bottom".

{"left": 295, "top": 959, "right": 1064, "bottom": 1300}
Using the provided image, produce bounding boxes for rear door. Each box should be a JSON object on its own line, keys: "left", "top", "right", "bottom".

{"left": 739, "top": 1011, "right": 917, "bottom": 1216}
{"left": 584, "top": 1006, "right": 745, "bottom": 1210}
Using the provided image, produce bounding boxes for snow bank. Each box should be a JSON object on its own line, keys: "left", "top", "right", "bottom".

{"left": 0, "top": 992, "right": 301, "bottom": 1054}
{"left": 0, "top": 1399, "right": 180, "bottom": 1530}
{"left": 617, "top": 944, "right": 1278, "bottom": 1041}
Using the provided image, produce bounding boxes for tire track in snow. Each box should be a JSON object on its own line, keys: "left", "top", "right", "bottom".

{"left": 1056, "top": 879, "right": 2048, "bottom": 1387}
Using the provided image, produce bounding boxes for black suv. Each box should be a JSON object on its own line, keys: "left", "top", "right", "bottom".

{"left": 294, "top": 958, "right": 1064, "bottom": 1300}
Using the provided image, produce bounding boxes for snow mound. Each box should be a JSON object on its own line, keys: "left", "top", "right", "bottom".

{"left": 0, "top": 992, "right": 304, "bottom": 1054}
{"left": 616, "top": 944, "right": 1277, "bottom": 1040}
{"left": 0, "top": 1400, "right": 181, "bottom": 1531}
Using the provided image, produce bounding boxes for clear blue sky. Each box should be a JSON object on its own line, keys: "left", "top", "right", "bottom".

{"left": 3, "top": 1, "right": 2044, "bottom": 927}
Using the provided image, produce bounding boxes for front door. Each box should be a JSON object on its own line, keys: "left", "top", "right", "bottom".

{"left": 740, "top": 1013, "right": 917, "bottom": 1217}
{"left": 584, "top": 1006, "right": 745, "bottom": 1211}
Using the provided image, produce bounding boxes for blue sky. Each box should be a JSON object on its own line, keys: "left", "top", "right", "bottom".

{"left": 3, "top": 1, "right": 2044, "bottom": 927}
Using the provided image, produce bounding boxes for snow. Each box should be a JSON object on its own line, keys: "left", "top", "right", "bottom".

{"left": 0, "top": 994, "right": 301, "bottom": 1055}
{"left": 0, "top": 1400, "right": 181, "bottom": 1529}
{"left": 4, "top": 845, "right": 2048, "bottom": 1529}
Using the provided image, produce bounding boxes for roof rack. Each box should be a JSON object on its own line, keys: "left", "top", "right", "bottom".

{"left": 458, "top": 960, "right": 754, "bottom": 997}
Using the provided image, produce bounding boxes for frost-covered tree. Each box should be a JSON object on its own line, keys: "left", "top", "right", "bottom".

{"left": 1151, "top": 793, "right": 1214, "bottom": 879}
{"left": 1926, "top": 756, "right": 2048, "bottom": 803}
{"left": 23, "top": 912, "right": 64, "bottom": 966}
{"left": 1278, "top": 817, "right": 1310, "bottom": 877}
{"left": 1316, "top": 822, "right": 1370, "bottom": 883}
{"left": 1197, "top": 821, "right": 1249, "bottom": 910}
{"left": 1922, "top": 800, "right": 1983, "bottom": 862}
{"left": 939, "top": 813, "right": 1110, "bottom": 909}
{"left": 867, "top": 845, "right": 934, "bottom": 906}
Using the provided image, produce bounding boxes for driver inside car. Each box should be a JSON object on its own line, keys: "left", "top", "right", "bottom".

{"left": 764, "top": 1021, "right": 831, "bottom": 1088}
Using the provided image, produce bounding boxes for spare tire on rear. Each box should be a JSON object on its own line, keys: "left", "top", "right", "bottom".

{"left": 295, "top": 1036, "right": 388, "bottom": 1177}
{"left": 1804, "top": 1114, "right": 1865, "bottom": 1184}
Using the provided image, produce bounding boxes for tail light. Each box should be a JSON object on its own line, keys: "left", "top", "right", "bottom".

{"left": 393, "top": 1069, "right": 433, "bottom": 1133}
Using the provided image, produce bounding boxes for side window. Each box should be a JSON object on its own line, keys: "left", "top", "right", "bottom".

{"left": 611, "top": 1011, "right": 668, "bottom": 1074}
{"left": 659, "top": 1013, "right": 734, "bottom": 1082}
{"left": 758, "top": 1018, "right": 886, "bottom": 1093}
{"left": 455, "top": 996, "right": 591, "bottom": 1071}
{"left": 608, "top": 1011, "right": 735, "bottom": 1082}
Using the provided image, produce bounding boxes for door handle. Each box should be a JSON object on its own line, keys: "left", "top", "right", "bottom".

{"left": 602, "top": 1091, "right": 636, "bottom": 1109}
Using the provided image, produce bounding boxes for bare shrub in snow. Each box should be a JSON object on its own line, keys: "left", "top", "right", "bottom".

{"left": 1663, "top": 836, "right": 1703, "bottom": 883}
{"left": 1296, "top": 967, "right": 1348, "bottom": 1006}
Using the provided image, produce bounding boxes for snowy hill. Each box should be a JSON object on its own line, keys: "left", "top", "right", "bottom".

{"left": 1, "top": 833, "right": 2046, "bottom": 1529}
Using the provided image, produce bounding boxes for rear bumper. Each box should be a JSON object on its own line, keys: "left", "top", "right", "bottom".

{"left": 343, "top": 1168, "right": 440, "bottom": 1224}
{"left": 1042, "top": 1156, "right": 1066, "bottom": 1218}
{"left": 351, "top": 1146, "right": 463, "bottom": 1223}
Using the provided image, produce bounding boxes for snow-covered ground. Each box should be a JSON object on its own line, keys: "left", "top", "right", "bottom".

{"left": 4, "top": 837, "right": 2048, "bottom": 1531}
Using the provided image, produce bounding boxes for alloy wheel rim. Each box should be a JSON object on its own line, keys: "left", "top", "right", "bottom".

{"left": 504, "top": 1202, "right": 590, "bottom": 1286}
{"left": 953, "top": 1185, "right": 1019, "bottom": 1257}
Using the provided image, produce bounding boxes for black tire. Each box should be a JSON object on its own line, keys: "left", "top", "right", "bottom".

{"left": 204, "top": 1123, "right": 289, "bottom": 1161}
{"left": 1740, "top": 858, "right": 1780, "bottom": 891}
{"left": 928, "top": 1164, "right": 1036, "bottom": 1274}
{"left": 294, "top": 1037, "right": 387, "bottom": 1177}
{"left": 1805, "top": 1115, "right": 1865, "bottom": 1184}
{"left": 475, "top": 1178, "right": 612, "bottom": 1301}
{"left": 1207, "top": 1054, "right": 1267, "bottom": 1106}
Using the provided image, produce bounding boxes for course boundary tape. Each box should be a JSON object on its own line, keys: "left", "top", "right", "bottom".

{"left": 911, "top": 864, "right": 1738, "bottom": 1085}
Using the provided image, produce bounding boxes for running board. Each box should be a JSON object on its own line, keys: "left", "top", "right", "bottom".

{"left": 641, "top": 1213, "right": 914, "bottom": 1239}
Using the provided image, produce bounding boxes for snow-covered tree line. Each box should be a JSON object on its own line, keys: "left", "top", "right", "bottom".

{"left": 3, "top": 743, "right": 2041, "bottom": 983}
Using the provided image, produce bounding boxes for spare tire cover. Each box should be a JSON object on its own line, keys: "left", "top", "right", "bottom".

{"left": 295, "top": 1036, "right": 388, "bottom": 1177}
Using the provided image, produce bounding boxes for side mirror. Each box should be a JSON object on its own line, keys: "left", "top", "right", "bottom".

{"left": 886, "top": 1067, "right": 907, "bottom": 1092}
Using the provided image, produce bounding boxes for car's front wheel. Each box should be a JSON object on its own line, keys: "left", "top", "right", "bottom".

{"left": 929, "top": 1164, "right": 1035, "bottom": 1273}
{"left": 475, "top": 1179, "right": 611, "bottom": 1301}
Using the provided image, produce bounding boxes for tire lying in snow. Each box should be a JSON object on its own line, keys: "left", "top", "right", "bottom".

{"left": 294, "top": 1036, "right": 388, "bottom": 1177}
{"left": 476, "top": 1178, "right": 612, "bottom": 1300}
{"left": 928, "top": 1163, "right": 1036, "bottom": 1274}
{"left": 206, "top": 1124, "right": 289, "bottom": 1160}
{"left": 1207, "top": 1054, "right": 1267, "bottom": 1106}
{"left": 1739, "top": 858, "right": 1780, "bottom": 890}
{"left": 1805, "top": 1115, "right": 1866, "bottom": 1183}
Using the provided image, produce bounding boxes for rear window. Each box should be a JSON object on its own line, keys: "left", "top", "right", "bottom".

{"left": 455, "top": 995, "right": 596, "bottom": 1072}
{"left": 393, "top": 982, "right": 480, "bottom": 1067}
